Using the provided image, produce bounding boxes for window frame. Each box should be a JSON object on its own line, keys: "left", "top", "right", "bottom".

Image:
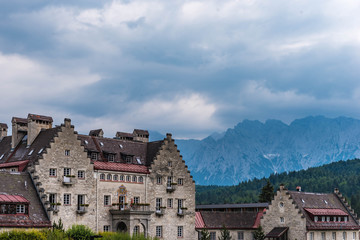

{"left": 156, "top": 226, "right": 162, "bottom": 238}
{"left": 64, "top": 168, "right": 71, "bottom": 176}
{"left": 177, "top": 226, "right": 183, "bottom": 238}
{"left": 104, "top": 195, "right": 111, "bottom": 206}
{"left": 49, "top": 168, "right": 57, "bottom": 177}
{"left": 63, "top": 194, "right": 71, "bottom": 205}
{"left": 77, "top": 170, "right": 85, "bottom": 179}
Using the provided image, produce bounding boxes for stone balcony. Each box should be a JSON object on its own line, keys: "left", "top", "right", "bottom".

{"left": 62, "top": 176, "right": 73, "bottom": 185}
{"left": 110, "top": 204, "right": 152, "bottom": 216}
{"left": 76, "top": 205, "right": 88, "bottom": 214}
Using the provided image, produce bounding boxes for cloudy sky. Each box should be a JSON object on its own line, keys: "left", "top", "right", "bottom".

{"left": 1, "top": 0, "right": 360, "bottom": 139}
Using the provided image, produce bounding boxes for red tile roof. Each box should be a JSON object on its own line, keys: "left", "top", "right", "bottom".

{"left": 253, "top": 211, "right": 264, "bottom": 228}
{"left": 195, "top": 212, "right": 205, "bottom": 228}
{"left": 94, "top": 161, "right": 149, "bottom": 174}
{"left": 305, "top": 208, "right": 348, "bottom": 216}
{"left": 0, "top": 194, "right": 29, "bottom": 203}
{"left": 0, "top": 160, "right": 29, "bottom": 171}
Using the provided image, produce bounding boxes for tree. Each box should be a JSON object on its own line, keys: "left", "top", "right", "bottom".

{"left": 199, "top": 229, "right": 210, "bottom": 240}
{"left": 218, "top": 225, "right": 232, "bottom": 240}
{"left": 253, "top": 226, "right": 265, "bottom": 240}
{"left": 259, "top": 180, "right": 274, "bottom": 203}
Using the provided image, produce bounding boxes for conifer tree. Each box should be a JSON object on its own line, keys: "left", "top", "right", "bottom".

{"left": 199, "top": 229, "right": 210, "bottom": 240}
{"left": 259, "top": 180, "right": 274, "bottom": 203}
{"left": 253, "top": 226, "right": 265, "bottom": 240}
{"left": 218, "top": 225, "right": 232, "bottom": 240}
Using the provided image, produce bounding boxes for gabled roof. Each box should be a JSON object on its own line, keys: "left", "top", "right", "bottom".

{"left": 289, "top": 190, "right": 359, "bottom": 230}
{"left": 0, "top": 172, "right": 51, "bottom": 228}
{"left": 196, "top": 211, "right": 262, "bottom": 230}
{"left": 195, "top": 212, "right": 205, "bottom": 228}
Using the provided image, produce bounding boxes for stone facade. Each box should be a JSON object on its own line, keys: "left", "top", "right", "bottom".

{"left": 0, "top": 114, "right": 196, "bottom": 239}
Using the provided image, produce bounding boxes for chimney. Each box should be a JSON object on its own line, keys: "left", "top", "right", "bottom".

{"left": 11, "top": 117, "right": 28, "bottom": 149}
{"left": 27, "top": 114, "right": 53, "bottom": 146}
{"left": 133, "top": 129, "right": 149, "bottom": 143}
{"left": 279, "top": 184, "right": 285, "bottom": 191}
{"left": 296, "top": 186, "right": 302, "bottom": 192}
{"left": 334, "top": 188, "right": 339, "bottom": 195}
{"left": 0, "top": 123, "right": 8, "bottom": 140}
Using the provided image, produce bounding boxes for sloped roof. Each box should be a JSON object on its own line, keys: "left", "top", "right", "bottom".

{"left": 28, "top": 114, "right": 53, "bottom": 122}
{"left": 197, "top": 211, "right": 262, "bottom": 230}
{"left": 289, "top": 191, "right": 359, "bottom": 230}
{"left": 0, "top": 160, "right": 29, "bottom": 171}
{"left": 94, "top": 161, "right": 149, "bottom": 174}
{"left": 12, "top": 117, "right": 27, "bottom": 124}
{"left": 0, "top": 172, "right": 51, "bottom": 228}
{"left": 0, "top": 194, "right": 29, "bottom": 203}
{"left": 89, "top": 129, "right": 103, "bottom": 137}
{"left": 195, "top": 212, "right": 205, "bottom": 228}
{"left": 0, "top": 123, "right": 7, "bottom": 129}
{"left": 196, "top": 203, "right": 269, "bottom": 210}
{"left": 133, "top": 129, "right": 149, "bottom": 135}
{"left": 265, "top": 227, "right": 288, "bottom": 237}
{"left": 305, "top": 208, "right": 348, "bottom": 216}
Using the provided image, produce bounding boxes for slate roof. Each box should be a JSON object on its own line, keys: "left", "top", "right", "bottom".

{"left": 289, "top": 190, "right": 360, "bottom": 230}
{"left": 133, "top": 129, "right": 149, "bottom": 135}
{"left": 89, "top": 129, "right": 103, "bottom": 137}
{"left": 196, "top": 211, "right": 262, "bottom": 230}
{"left": 265, "top": 227, "right": 288, "bottom": 237}
{"left": 12, "top": 117, "right": 27, "bottom": 124}
{"left": 0, "top": 172, "right": 51, "bottom": 228}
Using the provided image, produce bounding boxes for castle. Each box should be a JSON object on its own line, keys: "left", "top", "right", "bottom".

{"left": 0, "top": 114, "right": 195, "bottom": 239}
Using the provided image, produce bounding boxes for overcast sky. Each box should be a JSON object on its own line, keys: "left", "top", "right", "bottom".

{"left": 1, "top": 0, "right": 360, "bottom": 139}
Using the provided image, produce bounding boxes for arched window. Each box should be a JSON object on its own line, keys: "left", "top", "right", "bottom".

{"left": 107, "top": 174, "right": 112, "bottom": 181}
{"left": 133, "top": 225, "right": 139, "bottom": 235}
{"left": 120, "top": 175, "right": 124, "bottom": 181}
{"left": 132, "top": 176, "right": 137, "bottom": 182}
{"left": 100, "top": 173, "right": 105, "bottom": 180}
{"left": 138, "top": 176, "right": 143, "bottom": 183}
{"left": 113, "top": 175, "right": 118, "bottom": 181}
{"left": 126, "top": 176, "right": 131, "bottom": 182}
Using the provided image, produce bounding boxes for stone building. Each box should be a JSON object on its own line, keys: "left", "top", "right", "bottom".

{"left": 0, "top": 114, "right": 196, "bottom": 239}
{"left": 261, "top": 185, "right": 360, "bottom": 240}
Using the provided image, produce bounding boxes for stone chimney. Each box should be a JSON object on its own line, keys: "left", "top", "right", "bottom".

{"left": 296, "top": 186, "right": 302, "bottom": 192}
{"left": 27, "top": 114, "right": 53, "bottom": 146}
{"left": 11, "top": 117, "right": 28, "bottom": 149}
{"left": 0, "top": 123, "right": 8, "bottom": 140}
{"left": 279, "top": 184, "right": 285, "bottom": 191}
{"left": 334, "top": 188, "right": 340, "bottom": 195}
{"left": 133, "top": 129, "right": 149, "bottom": 143}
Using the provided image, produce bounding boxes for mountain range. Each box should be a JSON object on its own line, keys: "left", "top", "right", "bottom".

{"left": 152, "top": 116, "right": 360, "bottom": 185}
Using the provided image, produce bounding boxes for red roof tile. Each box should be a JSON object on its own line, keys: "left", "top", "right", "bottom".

{"left": 94, "top": 161, "right": 149, "bottom": 174}
{"left": 0, "top": 194, "right": 29, "bottom": 203}
{"left": 195, "top": 212, "right": 205, "bottom": 229}
{"left": 0, "top": 160, "right": 29, "bottom": 171}
{"left": 305, "top": 208, "right": 348, "bottom": 216}
{"left": 253, "top": 211, "right": 264, "bottom": 228}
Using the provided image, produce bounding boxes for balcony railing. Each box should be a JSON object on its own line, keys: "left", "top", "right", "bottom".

{"left": 48, "top": 204, "right": 60, "bottom": 213}
{"left": 111, "top": 203, "right": 150, "bottom": 212}
{"left": 155, "top": 207, "right": 165, "bottom": 216}
{"left": 62, "top": 176, "right": 73, "bottom": 185}
{"left": 77, "top": 205, "right": 88, "bottom": 214}
{"left": 166, "top": 183, "right": 177, "bottom": 192}
{"left": 177, "top": 208, "right": 187, "bottom": 216}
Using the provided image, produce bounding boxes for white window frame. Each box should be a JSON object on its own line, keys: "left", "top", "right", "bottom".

{"left": 104, "top": 195, "right": 111, "bottom": 206}
{"left": 64, "top": 194, "right": 71, "bottom": 205}
{"left": 64, "top": 168, "right": 71, "bottom": 176}
{"left": 138, "top": 176, "right": 143, "bottom": 183}
{"left": 134, "top": 225, "right": 140, "bottom": 235}
{"left": 156, "top": 226, "right": 162, "bottom": 238}
{"left": 77, "top": 170, "right": 85, "bottom": 179}
{"left": 156, "top": 198, "right": 162, "bottom": 211}
{"left": 126, "top": 175, "right": 131, "bottom": 182}
{"left": 49, "top": 168, "right": 57, "bottom": 177}
{"left": 210, "top": 232, "right": 216, "bottom": 240}
{"left": 65, "top": 150, "right": 70, "bottom": 156}
{"left": 107, "top": 174, "right": 112, "bottom": 181}
{"left": 16, "top": 204, "right": 25, "bottom": 213}
{"left": 134, "top": 197, "right": 140, "bottom": 204}
{"left": 103, "top": 225, "right": 110, "bottom": 232}
{"left": 167, "top": 198, "right": 173, "bottom": 208}
{"left": 238, "top": 231, "right": 244, "bottom": 240}
{"left": 177, "top": 226, "right": 183, "bottom": 238}
{"left": 178, "top": 178, "right": 184, "bottom": 186}
{"left": 100, "top": 173, "right": 105, "bottom": 180}
{"left": 157, "top": 176, "right": 162, "bottom": 184}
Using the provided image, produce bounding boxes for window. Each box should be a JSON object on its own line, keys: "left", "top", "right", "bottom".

{"left": 120, "top": 175, "right": 124, "bottom": 181}
{"left": 77, "top": 195, "right": 85, "bottom": 211}
{"left": 104, "top": 195, "right": 111, "bottom": 206}
{"left": 322, "top": 232, "right": 326, "bottom": 240}
{"left": 134, "top": 197, "right": 140, "bottom": 204}
{"left": 65, "top": 150, "right": 70, "bottom": 156}
{"left": 177, "top": 226, "right": 183, "bottom": 238}
{"left": 177, "top": 178, "right": 184, "bottom": 186}
{"left": 107, "top": 174, "right": 112, "bottom": 181}
{"left": 10, "top": 168, "right": 16, "bottom": 172}
{"left": 345, "top": 216, "right": 348, "bottom": 222}
{"left": 156, "top": 226, "right": 162, "bottom": 238}
{"left": 279, "top": 202, "right": 284, "bottom": 208}
{"left": 327, "top": 216, "right": 330, "bottom": 222}
{"left": 210, "top": 232, "right": 216, "bottom": 240}
{"left": 64, "top": 194, "right": 71, "bottom": 205}
{"left": 280, "top": 217, "right": 284, "bottom": 223}
{"left": 353, "top": 232, "right": 356, "bottom": 240}
{"left": 156, "top": 198, "right": 162, "bottom": 211}
{"left": 332, "top": 232, "right": 336, "bottom": 240}
{"left": 168, "top": 161, "right": 172, "bottom": 167}
{"left": 343, "top": 232, "right": 347, "bottom": 240}
{"left": 134, "top": 225, "right": 140, "bottom": 235}
{"left": 126, "top": 175, "right": 131, "bottom": 182}
{"left": 49, "top": 193, "right": 57, "bottom": 205}
{"left": 103, "top": 225, "right": 110, "bottom": 232}
{"left": 132, "top": 176, "right": 137, "bottom": 182}
{"left": 238, "top": 231, "right": 244, "bottom": 240}
{"left": 138, "top": 176, "right": 143, "bottom": 183}
{"left": 113, "top": 175, "right": 118, "bottom": 181}
{"left": 16, "top": 204, "right": 25, "bottom": 213}
{"left": 126, "top": 156, "right": 132, "bottom": 164}
{"left": 167, "top": 176, "right": 172, "bottom": 188}
{"left": 91, "top": 152, "right": 98, "bottom": 160}
{"left": 314, "top": 216, "right": 318, "bottom": 222}
{"left": 100, "top": 173, "right": 105, "bottom": 180}
{"left": 49, "top": 168, "right": 57, "bottom": 177}
{"left": 64, "top": 168, "right": 71, "bottom": 176}
{"left": 78, "top": 170, "right": 85, "bottom": 179}
{"left": 157, "top": 176, "right": 162, "bottom": 184}
{"left": 310, "top": 232, "right": 314, "bottom": 240}
{"left": 167, "top": 198, "right": 173, "bottom": 208}
{"left": 322, "top": 216, "right": 325, "bottom": 222}
{"left": 108, "top": 154, "right": 115, "bottom": 162}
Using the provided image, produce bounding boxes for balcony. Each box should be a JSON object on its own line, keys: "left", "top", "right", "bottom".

{"left": 48, "top": 204, "right": 60, "bottom": 213}
{"left": 166, "top": 183, "right": 177, "bottom": 193}
{"left": 110, "top": 203, "right": 152, "bottom": 216}
{"left": 62, "top": 176, "right": 74, "bottom": 185}
{"left": 77, "top": 205, "right": 88, "bottom": 214}
{"left": 177, "top": 208, "right": 187, "bottom": 217}
{"left": 155, "top": 207, "right": 165, "bottom": 216}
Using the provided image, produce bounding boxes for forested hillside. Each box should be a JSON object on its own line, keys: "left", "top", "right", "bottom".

{"left": 196, "top": 158, "right": 360, "bottom": 215}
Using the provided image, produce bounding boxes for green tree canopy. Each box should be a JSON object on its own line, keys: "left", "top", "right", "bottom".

{"left": 259, "top": 180, "right": 274, "bottom": 203}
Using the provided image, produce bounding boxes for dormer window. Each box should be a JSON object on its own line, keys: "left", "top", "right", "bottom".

{"left": 126, "top": 156, "right": 132, "bottom": 164}
{"left": 108, "top": 154, "right": 115, "bottom": 162}
{"left": 322, "top": 216, "right": 325, "bottom": 222}
{"left": 91, "top": 152, "right": 98, "bottom": 160}
{"left": 314, "top": 216, "right": 318, "bottom": 222}
{"left": 16, "top": 204, "right": 26, "bottom": 213}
